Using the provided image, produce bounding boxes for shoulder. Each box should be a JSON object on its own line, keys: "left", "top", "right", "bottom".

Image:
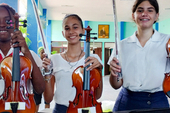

{"left": 29, "top": 50, "right": 42, "bottom": 67}
{"left": 90, "top": 54, "right": 103, "bottom": 65}
{"left": 90, "top": 53, "right": 99, "bottom": 58}
{"left": 153, "top": 30, "right": 170, "bottom": 42}
{"left": 51, "top": 53, "right": 62, "bottom": 60}
{"left": 29, "top": 50, "right": 40, "bottom": 59}
{"left": 121, "top": 31, "right": 136, "bottom": 43}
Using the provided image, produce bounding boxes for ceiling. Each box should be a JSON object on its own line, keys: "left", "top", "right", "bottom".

{"left": 39, "top": 0, "right": 170, "bottom": 22}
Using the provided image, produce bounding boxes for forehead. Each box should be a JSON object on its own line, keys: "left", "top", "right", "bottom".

{"left": 63, "top": 16, "right": 80, "bottom": 26}
{"left": 137, "top": 1, "right": 153, "bottom": 8}
{"left": 0, "top": 7, "right": 10, "bottom": 17}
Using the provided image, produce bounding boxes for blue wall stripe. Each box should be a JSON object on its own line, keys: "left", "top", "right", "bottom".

{"left": 83, "top": 21, "right": 88, "bottom": 52}
{"left": 27, "top": 0, "right": 38, "bottom": 53}
{"left": 47, "top": 20, "right": 52, "bottom": 53}
{"left": 120, "top": 22, "right": 124, "bottom": 40}
{"left": 155, "top": 23, "right": 159, "bottom": 31}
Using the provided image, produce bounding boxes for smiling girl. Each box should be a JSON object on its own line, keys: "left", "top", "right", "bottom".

{"left": 108, "top": 0, "right": 170, "bottom": 111}
{"left": 42, "top": 14, "right": 103, "bottom": 113}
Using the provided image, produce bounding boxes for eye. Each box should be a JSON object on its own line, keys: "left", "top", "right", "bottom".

{"left": 73, "top": 27, "right": 78, "bottom": 29}
{"left": 148, "top": 9, "right": 154, "bottom": 12}
{"left": 137, "top": 9, "right": 143, "bottom": 13}
{"left": 65, "top": 27, "right": 69, "bottom": 30}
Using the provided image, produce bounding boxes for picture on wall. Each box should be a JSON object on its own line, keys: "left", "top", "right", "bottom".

{"left": 98, "top": 25, "right": 109, "bottom": 38}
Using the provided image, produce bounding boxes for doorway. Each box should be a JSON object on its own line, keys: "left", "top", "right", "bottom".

{"left": 104, "top": 42, "right": 115, "bottom": 75}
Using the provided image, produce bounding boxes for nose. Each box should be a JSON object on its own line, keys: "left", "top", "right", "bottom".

{"left": 69, "top": 28, "right": 74, "bottom": 34}
{"left": 142, "top": 11, "right": 148, "bottom": 16}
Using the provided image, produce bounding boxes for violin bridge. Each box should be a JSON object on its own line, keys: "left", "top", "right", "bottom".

{"left": 5, "top": 102, "right": 25, "bottom": 110}
{"left": 78, "top": 106, "right": 96, "bottom": 113}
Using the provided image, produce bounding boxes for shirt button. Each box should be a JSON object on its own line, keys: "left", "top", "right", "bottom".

{"left": 148, "top": 94, "right": 151, "bottom": 97}
{"left": 140, "top": 84, "right": 142, "bottom": 87}
{"left": 147, "top": 101, "right": 151, "bottom": 105}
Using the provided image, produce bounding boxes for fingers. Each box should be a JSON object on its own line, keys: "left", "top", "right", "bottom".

{"left": 84, "top": 57, "right": 101, "bottom": 70}
{"left": 110, "top": 57, "right": 121, "bottom": 76}
{"left": 42, "top": 56, "right": 51, "bottom": 69}
{"left": 10, "top": 31, "right": 26, "bottom": 48}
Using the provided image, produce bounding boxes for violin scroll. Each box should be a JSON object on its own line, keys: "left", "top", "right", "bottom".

{"left": 6, "top": 13, "right": 27, "bottom": 30}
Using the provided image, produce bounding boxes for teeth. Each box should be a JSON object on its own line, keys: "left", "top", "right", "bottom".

{"left": 141, "top": 19, "right": 149, "bottom": 21}
{"left": 0, "top": 31, "right": 7, "bottom": 33}
{"left": 70, "top": 36, "right": 76, "bottom": 39}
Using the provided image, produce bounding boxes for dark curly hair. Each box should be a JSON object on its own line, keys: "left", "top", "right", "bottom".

{"left": 0, "top": 3, "right": 16, "bottom": 20}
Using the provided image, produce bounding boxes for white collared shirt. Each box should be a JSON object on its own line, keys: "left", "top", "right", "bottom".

{"left": 51, "top": 53, "right": 103, "bottom": 106}
{"left": 108, "top": 30, "right": 170, "bottom": 93}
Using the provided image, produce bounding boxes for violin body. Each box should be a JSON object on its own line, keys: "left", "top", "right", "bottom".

{"left": 0, "top": 55, "right": 36, "bottom": 113}
{"left": 163, "top": 73, "right": 170, "bottom": 98}
{"left": 163, "top": 39, "right": 170, "bottom": 98}
{"left": 67, "top": 66, "right": 102, "bottom": 113}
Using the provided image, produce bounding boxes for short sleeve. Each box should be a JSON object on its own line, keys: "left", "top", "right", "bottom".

{"left": 107, "top": 48, "right": 115, "bottom": 65}
{"left": 30, "top": 50, "right": 42, "bottom": 68}
{"left": 90, "top": 54, "right": 103, "bottom": 66}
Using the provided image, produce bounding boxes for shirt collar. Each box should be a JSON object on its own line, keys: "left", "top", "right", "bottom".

{"left": 127, "top": 30, "right": 160, "bottom": 43}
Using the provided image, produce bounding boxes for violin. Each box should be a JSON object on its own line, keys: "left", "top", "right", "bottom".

{"left": 163, "top": 39, "right": 170, "bottom": 97}
{"left": 67, "top": 26, "right": 102, "bottom": 113}
{"left": 0, "top": 13, "right": 36, "bottom": 113}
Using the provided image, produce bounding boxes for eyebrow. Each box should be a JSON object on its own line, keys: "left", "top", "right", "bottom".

{"left": 137, "top": 7, "right": 155, "bottom": 10}
{"left": 65, "top": 23, "right": 79, "bottom": 27}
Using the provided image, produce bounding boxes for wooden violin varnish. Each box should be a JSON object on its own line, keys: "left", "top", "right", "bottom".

{"left": 0, "top": 13, "right": 36, "bottom": 113}
{"left": 66, "top": 26, "right": 102, "bottom": 113}
{"left": 163, "top": 38, "right": 170, "bottom": 97}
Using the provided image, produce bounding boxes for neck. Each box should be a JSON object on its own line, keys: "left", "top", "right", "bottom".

{"left": 66, "top": 43, "right": 82, "bottom": 57}
{"left": 0, "top": 42, "right": 11, "bottom": 56}
{"left": 136, "top": 28, "right": 154, "bottom": 47}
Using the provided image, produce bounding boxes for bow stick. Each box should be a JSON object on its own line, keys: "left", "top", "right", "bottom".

{"left": 112, "top": 0, "right": 122, "bottom": 80}
{"left": 31, "top": 0, "right": 51, "bottom": 58}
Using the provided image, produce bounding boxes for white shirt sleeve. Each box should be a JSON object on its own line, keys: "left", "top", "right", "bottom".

{"left": 91, "top": 54, "right": 103, "bottom": 66}
{"left": 107, "top": 48, "right": 115, "bottom": 65}
{"left": 30, "top": 50, "right": 42, "bottom": 68}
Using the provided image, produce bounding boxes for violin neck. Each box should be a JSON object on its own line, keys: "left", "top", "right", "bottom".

{"left": 83, "top": 41, "right": 90, "bottom": 91}
{"left": 12, "top": 46, "right": 20, "bottom": 82}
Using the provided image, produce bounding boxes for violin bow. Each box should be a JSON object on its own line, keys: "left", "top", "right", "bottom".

{"left": 31, "top": 0, "right": 51, "bottom": 58}
{"left": 112, "top": 0, "right": 122, "bottom": 80}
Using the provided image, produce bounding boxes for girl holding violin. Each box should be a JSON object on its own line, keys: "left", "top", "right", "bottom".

{"left": 42, "top": 14, "right": 103, "bottom": 113}
{"left": 0, "top": 3, "right": 45, "bottom": 96}
{"left": 108, "top": 0, "right": 170, "bottom": 111}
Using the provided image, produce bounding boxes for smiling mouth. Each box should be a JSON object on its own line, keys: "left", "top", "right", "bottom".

{"left": 70, "top": 36, "right": 76, "bottom": 39}
{"left": 140, "top": 19, "right": 149, "bottom": 21}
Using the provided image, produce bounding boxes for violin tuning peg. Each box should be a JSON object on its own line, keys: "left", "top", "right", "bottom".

{"left": 23, "top": 20, "right": 27, "bottom": 23}
{"left": 90, "top": 33, "right": 97, "bottom": 35}
{"left": 23, "top": 23, "right": 27, "bottom": 27}
{"left": 79, "top": 33, "right": 86, "bottom": 37}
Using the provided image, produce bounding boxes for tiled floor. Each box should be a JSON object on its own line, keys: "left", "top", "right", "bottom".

{"left": 38, "top": 75, "right": 121, "bottom": 112}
